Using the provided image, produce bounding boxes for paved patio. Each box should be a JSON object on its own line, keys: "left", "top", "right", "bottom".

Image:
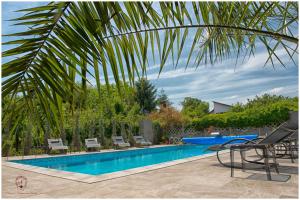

{"left": 2, "top": 151, "right": 298, "bottom": 198}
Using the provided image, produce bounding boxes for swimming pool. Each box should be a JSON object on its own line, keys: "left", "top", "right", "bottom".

{"left": 11, "top": 145, "right": 212, "bottom": 175}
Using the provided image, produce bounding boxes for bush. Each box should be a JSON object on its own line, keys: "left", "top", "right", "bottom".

{"left": 147, "top": 106, "right": 184, "bottom": 143}
{"left": 147, "top": 105, "right": 184, "bottom": 130}
{"left": 189, "top": 98, "right": 297, "bottom": 130}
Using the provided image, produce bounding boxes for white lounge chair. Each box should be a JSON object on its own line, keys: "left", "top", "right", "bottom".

{"left": 211, "top": 132, "right": 220, "bottom": 136}
{"left": 85, "top": 138, "right": 101, "bottom": 151}
{"left": 47, "top": 138, "right": 68, "bottom": 153}
{"left": 112, "top": 136, "right": 130, "bottom": 149}
{"left": 133, "top": 136, "right": 152, "bottom": 146}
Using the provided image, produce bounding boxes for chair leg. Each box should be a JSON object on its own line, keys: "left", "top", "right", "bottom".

{"left": 271, "top": 148, "right": 279, "bottom": 174}
{"left": 263, "top": 148, "right": 272, "bottom": 181}
{"left": 240, "top": 150, "right": 245, "bottom": 172}
{"left": 230, "top": 149, "right": 234, "bottom": 177}
{"left": 289, "top": 142, "right": 295, "bottom": 163}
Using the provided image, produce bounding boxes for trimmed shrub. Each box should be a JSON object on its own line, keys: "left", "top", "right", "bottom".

{"left": 189, "top": 99, "right": 297, "bottom": 130}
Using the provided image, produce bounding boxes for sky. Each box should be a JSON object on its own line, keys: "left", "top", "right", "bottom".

{"left": 2, "top": 2, "right": 299, "bottom": 110}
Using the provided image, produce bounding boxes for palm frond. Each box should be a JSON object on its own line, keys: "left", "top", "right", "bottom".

{"left": 2, "top": 1, "right": 298, "bottom": 130}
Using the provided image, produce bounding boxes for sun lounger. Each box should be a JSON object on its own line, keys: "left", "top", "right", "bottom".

{"left": 211, "top": 132, "right": 220, "bottom": 136}
{"left": 112, "top": 136, "right": 130, "bottom": 149}
{"left": 85, "top": 138, "right": 101, "bottom": 151}
{"left": 47, "top": 138, "right": 68, "bottom": 153}
{"left": 229, "top": 111, "right": 298, "bottom": 180}
{"left": 207, "top": 111, "right": 298, "bottom": 180}
{"left": 276, "top": 129, "right": 298, "bottom": 163}
{"left": 208, "top": 111, "right": 298, "bottom": 163}
{"left": 133, "top": 136, "right": 152, "bottom": 146}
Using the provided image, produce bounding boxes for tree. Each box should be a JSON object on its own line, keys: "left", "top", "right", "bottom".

{"left": 230, "top": 94, "right": 293, "bottom": 112}
{"left": 156, "top": 89, "right": 171, "bottom": 108}
{"left": 244, "top": 94, "right": 290, "bottom": 109}
{"left": 229, "top": 102, "right": 244, "bottom": 112}
{"left": 134, "top": 78, "right": 157, "bottom": 114}
{"left": 148, "top": 105, "right": 184, "bottom": 142}
{"left": 1, "top": 83, "right": 144, "bottom": 155}
{"left": 181, "top": 97, "right": 209, "bottom": 120}
{"left": 2, "top": 2, "right": 298, "bottom": 133}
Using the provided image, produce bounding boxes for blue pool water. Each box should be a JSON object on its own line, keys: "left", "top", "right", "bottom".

{"left": 182, "top": 134, "right": 258, "bottom": 145}
{"left": 11, "top": 145, "right": 212, "bottom": 175}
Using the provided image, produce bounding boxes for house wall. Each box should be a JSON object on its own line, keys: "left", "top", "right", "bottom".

{"left": 213, "top": 103, "right": 231, "bottom": 114}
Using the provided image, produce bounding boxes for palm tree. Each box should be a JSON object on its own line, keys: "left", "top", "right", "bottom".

{"left": 2, "top": 2, "right": 298, "bottom": 131}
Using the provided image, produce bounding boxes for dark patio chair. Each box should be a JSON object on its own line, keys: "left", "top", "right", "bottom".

{"left": 276, "top": 129, "right": 299, "bottom": 162}
{"left": 286, "top": 130, "right": 299, "bottom": 162}
{"left": 229, "top": 111, "right": 298, "bottom": 180}
{"left": 207, "top": 136, "right": 264, "bottom": 167}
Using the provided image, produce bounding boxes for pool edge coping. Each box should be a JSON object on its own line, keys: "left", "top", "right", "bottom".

{"left": 2, "top": 146, "right": 229, "bottom": 184}
{"left": 2, "top": 144, "right": 173, "bottom": 161}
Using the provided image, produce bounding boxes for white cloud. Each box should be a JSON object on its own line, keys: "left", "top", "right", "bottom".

{"left": 83, "top": 44, "right": 298, "bottom": 111}
{"left": 225, "top": 95, "right": 239, "bottom": 100}
{"left": 258, "top": 85, "right": 298, "bottom": 97}
{"left": 147, "top": 66, "right": 196, "bottom": 80}
{"left": 149, "top": 47, "right": 298, "bottom": 109}
{"left": 261, "top": 87, "right": 285, "bottom": 95}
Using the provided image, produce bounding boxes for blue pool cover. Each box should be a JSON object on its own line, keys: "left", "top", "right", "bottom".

{"left": 182, "top": 134, "right": 258, "bottom": 145}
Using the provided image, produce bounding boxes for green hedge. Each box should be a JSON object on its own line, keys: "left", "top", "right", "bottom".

{"left": 189, "top": 99, "right": 298, "bottom": 130}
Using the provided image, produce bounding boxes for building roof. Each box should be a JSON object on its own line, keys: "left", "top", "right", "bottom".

{"left": 209, "top": 101, "right": 232, "bottom": 113}
{"left": 212, "top": 101, "right": 232, "bottom": 107}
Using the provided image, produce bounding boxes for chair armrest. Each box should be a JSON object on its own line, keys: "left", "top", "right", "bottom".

{"left": 230, "top": 143, "right": 268, "bottom": 149}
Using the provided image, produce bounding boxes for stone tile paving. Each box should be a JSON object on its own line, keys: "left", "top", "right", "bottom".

{"left": 2, "top": 152, "right": 298, "bottom": 198}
